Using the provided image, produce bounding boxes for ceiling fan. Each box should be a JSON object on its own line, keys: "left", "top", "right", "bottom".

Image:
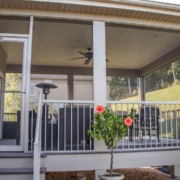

{"left": 69, "top": 48, "right": 108, "bottom": 65}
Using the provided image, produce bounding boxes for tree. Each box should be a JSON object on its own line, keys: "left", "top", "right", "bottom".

{"left": 145, "top": 64, "right": 174, "bottom": 93}
{"left": 109, "top": 77, "right": 137, "bottom": 100}
{"left": 4, "top": 73, "right": 21, "bottom": 115}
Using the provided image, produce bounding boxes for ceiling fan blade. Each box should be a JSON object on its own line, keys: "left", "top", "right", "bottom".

{"left": 69, "top": 57, "right": 86, "bottom": 60}
{"left": 78, "top": 51, "right": 88, "bottom": 57}
{"left": 85, "top": 58, "right": 91, "bottom": 65}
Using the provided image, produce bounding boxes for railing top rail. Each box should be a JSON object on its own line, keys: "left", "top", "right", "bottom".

{"left": 3, "top": 113, "right": 17, "bottom": 115}
{"left": 29, "top": 99, "right": 94, "bottom": 103}
{"left": 0, "top": 90, "right": 25, "bottom": 93}
{"left": 107, "top": 101, "right": 180, "bottom": 105}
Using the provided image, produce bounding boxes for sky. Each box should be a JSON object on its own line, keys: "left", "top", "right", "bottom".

{"left": 149, "top": 0, "right": 180, "bottom": 5}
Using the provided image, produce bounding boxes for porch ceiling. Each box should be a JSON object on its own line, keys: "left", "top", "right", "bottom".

{"left": 1, "top": 19, "right": 180, "bottom": 71}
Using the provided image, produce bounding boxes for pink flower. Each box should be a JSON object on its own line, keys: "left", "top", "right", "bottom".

{"left": 96, "top": 105, "right": 104, "bottom": 114}
{"left": 124, "top": 117, "right": 133, "bottom": 126}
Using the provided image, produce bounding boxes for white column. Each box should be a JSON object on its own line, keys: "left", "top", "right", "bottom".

{"left": 68, "top": 74, "right": 74, "bottom": 100}
{"left": 93, "top": 21, "right": 106, "bottom": 151}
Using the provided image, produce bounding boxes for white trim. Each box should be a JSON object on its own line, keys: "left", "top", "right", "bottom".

{"left": 107, "top": 100, "right": 180, "bottom": 104}
{"left": 24, "top": 16, "right": 34, "bottom": 152}
{"left": 21, "top": 39, "right": 28, "bottom": 152}
{"left": 0, "top": 33, "right": 30, "bottom": 38}
{"left": 0, "top": 37, "right": 27, "bottom": 43}
{"left": 29, "top": 99, "right": 94, "bottom": 103}
{"left": 1, "top": 9, "right": 180, "bottom": 31}
{"left": 0, "top": 37, "right": 28, "bottom": 151}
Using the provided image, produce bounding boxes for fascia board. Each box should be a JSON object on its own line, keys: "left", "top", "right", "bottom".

{"left": 24, "top": 0, "right": 180, "bottom": 11}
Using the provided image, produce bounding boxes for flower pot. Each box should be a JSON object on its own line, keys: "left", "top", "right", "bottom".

{"left": 98, "top": 172, "right": 124, "bottom": 180}
{"left": 76, "top": 176, "right": 86, "bottom": 180}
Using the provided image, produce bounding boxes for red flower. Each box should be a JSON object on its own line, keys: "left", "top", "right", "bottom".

{"left": 96, "top": 105, "right": 104, "bottom": 114}
{"left": 124, "top": 117, "right": 133, "bottom": 126}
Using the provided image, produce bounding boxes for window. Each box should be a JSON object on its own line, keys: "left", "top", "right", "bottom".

{"left": 29, "top": 84, "right": 36, "bottom": 96}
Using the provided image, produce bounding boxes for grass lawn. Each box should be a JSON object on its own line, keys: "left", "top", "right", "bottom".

{"left": 122, "top": 85, "right": 180, "bottom": 101}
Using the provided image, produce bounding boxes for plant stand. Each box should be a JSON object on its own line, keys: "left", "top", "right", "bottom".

{"left": 98, "top": 172, "right": 124, "bottom": 180}
{"left": 76, "top": 176, "right": 86, "bottom": 180}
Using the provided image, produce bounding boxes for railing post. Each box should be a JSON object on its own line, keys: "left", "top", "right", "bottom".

{"left": 33, "top": 90, "right": 42, "bottom": 180}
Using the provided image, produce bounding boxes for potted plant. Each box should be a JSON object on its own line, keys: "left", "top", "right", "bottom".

{"left": 88, "top": 105, "right": 134, "bottom": 180}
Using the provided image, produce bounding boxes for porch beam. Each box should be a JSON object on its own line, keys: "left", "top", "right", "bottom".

{"left": 140, "top": 45, "right": 180, "bottom": 76}
{"left": 6, "top": 65, "right": 140, "bottom": 76}
{"left": 1, "top": 9, "right": 180, "bottom": 31}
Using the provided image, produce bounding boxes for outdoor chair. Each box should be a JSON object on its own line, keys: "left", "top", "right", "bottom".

{"left": 59, "top": 106, "right": 93, "bottom": 150}
{"left": 135, "top": 106, "right": 160, "bottom": 142}
{"left": 17, "top": 110, "right": 37, "bottom": 146}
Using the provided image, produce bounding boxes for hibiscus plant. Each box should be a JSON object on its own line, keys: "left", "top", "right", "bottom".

{"left": 88, "top": 105, "right": 134, "bottom": 177}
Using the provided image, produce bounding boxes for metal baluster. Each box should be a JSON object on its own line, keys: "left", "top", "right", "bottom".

{"left": 155, "top": 105, "right": 157, "bottom": 148}
{"left": 89, "top": 104, "right": 91, "bottom": 151}
{"left": 64, "top": 104, "right": 66, "bottom": 151}
{"left": 175, "top": 104, "right": 178, "bottom": 146}
{"left": 44, "top": 103, "right": 47, "bottom": 151}
{"left": 170, "top": 105, "right": 173, "bottom": 147}
{"left": 127, "top": 103, "right": 129, "bottom": 149}
{"left": 133, "top": 103, "right": 135, "bottom": 149}
{"left": 138, "top": 103, "right": 141, "bottom": 149}
{"left": 77, "top": 104, "right": 79, "bottom": 151}
{"left": 58, "top": 103, "right": 60, "bottom": 151}
{"left": 31, "top": 104, "right": 33, "bottom": 151}
{"left": 149, "top": 105, "right": 152, "bottom": 148}
{"left": 83, "top": 104, "right": 85, "bottom": 150}
{"left": 71, "top": 103, "right": 72, "bottom": 151}
{"left": 121, "top": 103, "right": 124, "bottom": 150}
{"left": 160, "top": 104, "right": 163, "bottom": 148}
{"left": 144, "top": 104, "right": 147, "bottom": 149}
{"left": 51, "top": 103, "right": 53, "bottom": 151}
{"left": 165, "top": 104, "right": 168, "bottom": 147}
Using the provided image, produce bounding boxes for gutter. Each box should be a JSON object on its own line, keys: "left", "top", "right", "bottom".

{"left": 96, "top": 0, "right": 180, "bottom": 11}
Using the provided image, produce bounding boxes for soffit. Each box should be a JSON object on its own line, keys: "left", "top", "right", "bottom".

{"left": 0, "top": 0, "right": 180, "bottom": 23}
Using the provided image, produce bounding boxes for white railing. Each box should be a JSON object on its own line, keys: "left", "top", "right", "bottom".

{"left": 107, "top": 101, "right": 180, "bottom": 150}
{"left": 33, "top": 90, "right": 43, "bottom": 180}
{"left": 29, "top": 99, "right": 180, "bottom": 152}
{"left": 29, "top": 100, "right": 94, "bottom": 152}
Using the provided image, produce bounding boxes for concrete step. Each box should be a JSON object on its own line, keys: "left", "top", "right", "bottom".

{"left": 0, "top": 152, "right": 46, "bottom": 168}
{"left": 0, "top": 167, "right": 46, "bottom": 180}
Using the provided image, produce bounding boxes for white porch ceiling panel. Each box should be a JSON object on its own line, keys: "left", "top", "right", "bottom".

{"left": 1, "top": 19, "right": 180, "bottom": 69}
{"left": 0, "top": 0, "right": 180, "bottom": 23}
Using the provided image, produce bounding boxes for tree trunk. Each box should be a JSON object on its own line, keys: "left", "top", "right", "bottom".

{"left": 110, "top": 146, "right": 113, "bottom": 177}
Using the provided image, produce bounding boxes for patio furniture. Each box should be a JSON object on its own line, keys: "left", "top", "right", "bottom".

{"left": 136, "top": 106, "right": 160, "bottom": 142}
{"left": 17, "top": 110, "right": 37, "bottom": 145}
{"left": 59, "top": 106, "right": 93, "bottom": 150}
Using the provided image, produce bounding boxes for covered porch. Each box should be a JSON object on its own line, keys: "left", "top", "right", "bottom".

{"left": 0, "top": 12, "right": 180, "bottom": 153}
